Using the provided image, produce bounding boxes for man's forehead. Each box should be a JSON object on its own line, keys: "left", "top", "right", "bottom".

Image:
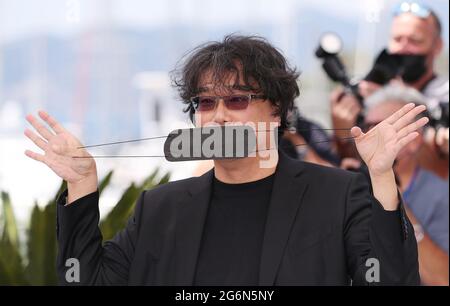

{"left": 367, "top": 101, "right": 403, "bottom": 121}
{"left": 197, "top": 84, "right": 248, "bottom": 93}
{"left": 197, "top": 69, "right": 257, "bottom": 93}
{"left": 391, "top": 13, "right": 434, "bottom": 35}
{"left": 198, "top": 68, "right": 240, "bottom": 84}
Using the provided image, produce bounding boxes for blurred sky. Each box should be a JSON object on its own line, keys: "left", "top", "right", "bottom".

{"left": 0, "top": 0, "right": 448, "bottom": 86}
{"left": 0, "top": 0, "right": 448, "bottom": 45}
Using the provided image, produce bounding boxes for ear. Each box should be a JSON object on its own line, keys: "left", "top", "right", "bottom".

{"left": 273, "top": 114, "right": 281, "bottom": 128}
{"left": 275, "top": 114, "right": 281, "bottom": 126}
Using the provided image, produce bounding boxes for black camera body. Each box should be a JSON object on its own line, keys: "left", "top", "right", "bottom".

{"left": 315, "top": 33, "right": 365, "bottom": 125}
{"left": 430, "top": 102, "right": 449, "bottom": 129}
{"left": 315, "top": 33, "right": 449, "bottom": 129}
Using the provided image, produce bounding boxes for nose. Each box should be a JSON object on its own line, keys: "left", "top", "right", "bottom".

{"left": 211, "top": 98, "right": 230, "bottom": 125}
{"left": 395, "top": 38, "right": 415, "bottom": 54}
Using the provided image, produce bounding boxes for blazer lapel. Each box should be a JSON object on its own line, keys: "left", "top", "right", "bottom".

{"left": 174, "top": 169, "right": 213, "bottom": 285}
{"left": 173, "top": 152, "right": 309, "bottom": 286}
{"left": 259, "top": 152, "right": 309, "bottom": 285}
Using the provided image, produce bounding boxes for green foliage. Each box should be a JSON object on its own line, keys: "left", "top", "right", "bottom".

{"left": 0, "top": 168, "right": 170, "bottom": 285}
{"left": 0, "top": 191, "right": 27, "bottom": 285}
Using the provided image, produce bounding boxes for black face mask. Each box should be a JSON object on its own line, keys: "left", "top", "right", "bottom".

{"left": 365, "top": 49, "right": 427, "bottom": 85}
{"left": 395, "top": 53, "right": 428, "bottom": 83}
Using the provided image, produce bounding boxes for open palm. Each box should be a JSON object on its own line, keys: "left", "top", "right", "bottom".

{"left": 351, "top": 103, "right": 429, "bottom": 176}
{"left": 24, "top": 111, "right": 96, "bottom": 183}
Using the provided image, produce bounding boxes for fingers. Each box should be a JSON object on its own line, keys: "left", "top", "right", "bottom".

{"left": 331, "top": 94, "right": 361, "bottom": 133}
{"left": 350, "top": 126, "right": 363, "bottom": 138}
{"left": 424, "top": 126, "right": 436, "bottom": 144}
{"left": 330, "top": 87, "right": 345, "bottom": 106}
{"left": 38, "top": 110, "right": 66, "bottom": 134}
{"left": 384, "top": 103, "right": 416, "bottom": 125}
{"left": 339, "top": 95, "right": 358, "bottom": 110}
{"left": 26, "top": 114, "right": 54, "bottom": 141}
{"left": 424, "top": 127, "right": 449, "bottom": 154}
{"left": 24, "top": 128, "right": 47, "bottom": 151}
{"left": 341, "top": 97, "right": 360, "bottom": 115}
{"left": 392, "top": 104, "right": 427, "bottom": 131}
{"left": 358, "top": 80, "right": 381, "bottom": 98}
{"left": 396, "top": 117, "right": 429, "bottom": 139}
{"left": 333, "top": 95, "right": 360, "bottom": 116}
{"left": 436, "top": 127, "right": 450, "bottom": 155}
{"left": 24, "top": 150, "right": 46, "bottom": 163}
{"left": 436, "top": 127, "right": 449, "bottom": 146}
{"left": 348, "top": 102, "right": 361, "bottom": 119}
{"left": 395, "top": 132, "right": 419, "bottom": 152}
{"left": 383, "top": 103, "right": 426, "bottom": 131}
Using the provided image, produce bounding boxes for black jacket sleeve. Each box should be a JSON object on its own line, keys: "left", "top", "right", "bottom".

{"left": 344, "top": 173, "right": 420, "bottom": 285}
{"left": 56, "top": 189, "right": 146, "bottom": 285}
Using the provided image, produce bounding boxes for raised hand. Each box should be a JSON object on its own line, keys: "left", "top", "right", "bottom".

{"left": 350, "top": 103, "right": 428, "bottom": 210}
{"left": 351, "top": 103, "right": 428, "bottom": 176}
{"left": 330, "top": 88, "right": 362, "bottom": 139}
{"left": 24, "top": 110, "right": 98, "bottom": 203}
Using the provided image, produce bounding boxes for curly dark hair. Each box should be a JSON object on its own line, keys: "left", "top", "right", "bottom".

{"left": 170, "top": 34, "right": 301, "bottom": 129}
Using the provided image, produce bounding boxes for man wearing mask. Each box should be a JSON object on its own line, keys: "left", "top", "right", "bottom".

{"left": 387, "top": 2, "right": 448, "bottom": 178}
{"left": 331, "top": 1, "right": 449, "bottom": 178}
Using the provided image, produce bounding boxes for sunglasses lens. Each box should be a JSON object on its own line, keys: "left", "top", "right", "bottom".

{"left": 394, "top": 2, "right": 430, "bottom": 18}
{"left": 225, "top": 95, "right": 250, "bottom": 110}
{"left": 193, "top": 95, "right": 252, "bottom": 112}
{"left": 197, "top": 97, "right": 216, "bottom": 111}
{"left": 411, "top": 3, "right": 429, "bottom": 17}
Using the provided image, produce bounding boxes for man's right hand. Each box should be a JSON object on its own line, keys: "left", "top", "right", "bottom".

{"left": 425, "top": 126, "right": 450, "bottom": 156}
{"left": 330, "top": 87, "right": 362, "bottom": 139}
{"left": 24, "top": 110, "right": 98, "bottom": 204}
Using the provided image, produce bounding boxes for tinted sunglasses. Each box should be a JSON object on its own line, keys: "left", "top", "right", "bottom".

{"left": 190, "top": 94, "right": 266, "bottom": 112}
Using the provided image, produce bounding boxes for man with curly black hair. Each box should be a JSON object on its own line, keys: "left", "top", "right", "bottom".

{"left": 25, "top": 34, "right": 423, "bottom": 285}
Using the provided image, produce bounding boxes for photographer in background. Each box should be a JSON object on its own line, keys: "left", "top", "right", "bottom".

{"left": 330, "top": 1, "right": 448, "bottom": 178}
{"left": 388, "top": 1, "right": 448, "bottom": 178}
{"left": 280, "top": 106, "right": 340, "bottom": 167}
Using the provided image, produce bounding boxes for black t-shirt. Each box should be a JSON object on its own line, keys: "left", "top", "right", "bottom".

{"left": 193, "top": 173, "right": 275, "bottom": 286}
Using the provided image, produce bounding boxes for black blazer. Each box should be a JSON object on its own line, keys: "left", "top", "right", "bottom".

{"left": 56, "top": 152, "right": 420, "bottom": 285}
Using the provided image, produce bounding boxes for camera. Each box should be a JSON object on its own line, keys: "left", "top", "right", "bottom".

{"left": 315, "top": 32, "right": 448, "bottom": 129}
{"left": 315, "top": 33, "right": 364, "bottom": 125}
{"left": 429, "top": 102, "right": 449, "bottom": 129}
{"left": 315, "top": 33, "right": 363, "bottom": 103}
